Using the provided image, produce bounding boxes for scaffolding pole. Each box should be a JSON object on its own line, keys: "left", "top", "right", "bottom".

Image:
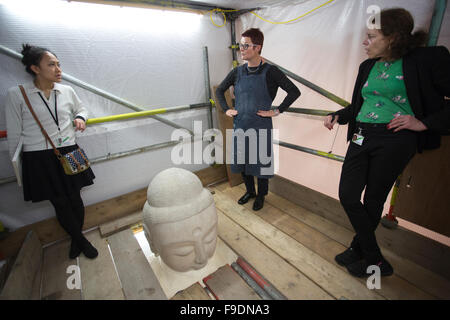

{"left": 0, "top": 44, "right": 194, "bottom": 135}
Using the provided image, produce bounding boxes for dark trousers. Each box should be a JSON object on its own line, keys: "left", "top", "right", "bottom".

{"left": 338, "top": 124, "right": 417, "bottom": 262}
{"left": 242, "top": 173, "right": 269, "bottom": 196}
{"left": 50, "top": 193, "right": 85, "bottom": 245}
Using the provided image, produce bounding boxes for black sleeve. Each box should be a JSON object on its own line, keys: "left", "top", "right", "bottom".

{"left": 269, "top": 65, "right": 300, "bottom": 113}
{"left": 215, "top": 68, "right": 237, "bottom": 112}
{"left": 421, "top": 46, "right": 450, "bottom": 131}
{"left": 332, "top": 60, "right": 370, "bottom": 125}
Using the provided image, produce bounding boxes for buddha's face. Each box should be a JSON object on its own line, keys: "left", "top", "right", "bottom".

{"left": 148, "top": 202, "right": 217, "bottom": 272}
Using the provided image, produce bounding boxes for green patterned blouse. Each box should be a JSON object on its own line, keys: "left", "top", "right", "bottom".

{"left": 356, "top": 59, "right": 414, "bottom": 123}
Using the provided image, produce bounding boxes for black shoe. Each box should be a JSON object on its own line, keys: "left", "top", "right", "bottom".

{"left": 238, "top": 192, "right": 256, "bottom": 205}
{"left": 346, "top": 258, "right": 394, "bottom": 278}
{"left": 375, "top": 258, "right": 394, "bottom": 277}
{"left": 69, "top": 240, "right": 82, "bottom": 259}
{"left": 346, "top": 259, "right": 369, "bottom": 277}
{"left": 335, "top": 247, "right": 363, "bottom": 267}
{"left": 80, "top": 238, "right": 98, "bottom": 259}
{"left": 252, "top": 195, "right": 265, "bottom": 211}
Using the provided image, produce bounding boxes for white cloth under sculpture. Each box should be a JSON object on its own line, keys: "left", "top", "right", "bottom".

{"left": 143, "top": 167, "right": 218, "bottom": 272}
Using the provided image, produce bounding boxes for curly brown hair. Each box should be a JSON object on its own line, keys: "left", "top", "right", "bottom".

{"left": 376, "top": 8, "right": 428, "bottom": 60}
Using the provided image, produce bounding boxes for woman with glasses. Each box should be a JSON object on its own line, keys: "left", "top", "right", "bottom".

{"left": 324, "top": 8, "right": 450, "bottom": 277}
{"left": 5, "top": 44, "right": 98, "bottom": 260}
{"left": 216, "top": 28, "right": 300, "bottom": 211}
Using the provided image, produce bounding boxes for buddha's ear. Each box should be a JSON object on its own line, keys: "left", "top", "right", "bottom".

{"left": 143, "top": 223, "right": 159, "bottom": 256}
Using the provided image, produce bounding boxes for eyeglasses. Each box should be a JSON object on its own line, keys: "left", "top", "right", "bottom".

{"left": 239, "top": 43, "right": 258, "bottom": 50}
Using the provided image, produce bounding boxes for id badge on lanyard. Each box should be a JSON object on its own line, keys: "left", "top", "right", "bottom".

{"left": 352, "top": 128, "right": 364, "bottom": 146}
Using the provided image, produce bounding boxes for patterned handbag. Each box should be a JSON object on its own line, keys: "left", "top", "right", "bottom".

{"left": 59, "top": 147, "right": 90, "bottom": 175}
{"left": 19, "top": 85, "right": 90, "bottom": 175}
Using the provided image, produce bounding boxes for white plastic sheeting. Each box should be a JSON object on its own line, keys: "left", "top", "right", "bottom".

{"left": 237, "top": 0, "right": 438, "bottom": 201}
{"left": 0, "top": 0, "right": 232, "bottom": 229}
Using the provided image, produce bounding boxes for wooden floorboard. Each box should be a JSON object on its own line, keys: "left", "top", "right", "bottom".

{"left": 99, "top": 211, "right": 142, "bottom": 238}
{"left": 107, "top": 229, "right": 167, "bottom": 300}
{"left": 213, "top": 188, "right": 384, "bottom": 300}
{"left": 225, "top": 186, "right": 435, "bottom": 300}
{"left": 238, "top": 184, "right": 450, "bottom": 300}
{"left": 171, "top": 282, "right": 211, "bottom": 300}
{"left": 0, "top": 231, "right": 42, "bottom": 300}
{"left": 30, "top": 259, "right": 42, "bottom": 300}
{"left": 270, "top": 175, "right": 450, "bottom": 281}
{"left": 41, "top": 240, "right": 81, "bottom": 300}
{"left": 217, "top": 210, "right": 333, "bottom": 300}
{"left": 203, "top": 265, "right": 260, "bottom": 300}
{"left": 79, "top": 229, "right": 124, "bottom": 300}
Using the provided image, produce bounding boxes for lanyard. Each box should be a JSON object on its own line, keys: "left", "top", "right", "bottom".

{"left": 38, "top": 91, "right": 59, "bottom": 131}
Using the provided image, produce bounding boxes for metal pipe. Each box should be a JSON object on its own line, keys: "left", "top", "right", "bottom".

{"left": 0, "top": 139, "right": 187, "bottom": 185}
{"left": 86, "top": 103, "right": 208, "bottom": 125}
{"left": 428, "top": 0, "right": 447, "bottom": 46}
{"left": 230, "top": 262, "right": 273, "bottom": 300}
{"left": 236, "top": 257, "right": 287, "bottom": 300}
{"left": 275, "top": 140, "right": 345, "bottom": 162}
{"left": 89, "top": 140, "right": 182, "bottom": 164}
{"left": 284, "top": 107, "right": 334, "bottom": 117}
{"left": 264, "top": 58, "right": 350, "bottom": 108}
{"left": 86, "top": 0, "right": 235, "bottom": 12}
{"left": 0, "top": 45, "right": 194, "bottom": 135}
{"left": 0, "top": 176, "right": 17, "bottom": 185}
{"left": 230, "top": 18, "right": 239, "bottom": 68}
{"left": 203, "top": 46, "right": 213, "bottom": 130}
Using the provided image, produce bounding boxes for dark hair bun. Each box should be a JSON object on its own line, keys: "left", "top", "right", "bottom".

{"left": 20, "top": 43, "right": 53, "bottom": 76}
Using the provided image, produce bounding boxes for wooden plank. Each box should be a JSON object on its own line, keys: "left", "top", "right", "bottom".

{"left": 394, "top": 136, "right": 450, "bottom": 236}
{"left": 171, "top": 282, "right": 211, "bottom": 300}
{"left": 30, "top": 261, "right": 42, "bottom": 300}
{"left": 217, "top": 210, "right": 333, "bottom": 300}
{"left": 0, "top": 231, "right": 42, "bottom": 300}
{"left": 194, "top": 164, "right": 228, "bottom": 187}
{"left": 41, "top": 240, "right": 81, "bottom": 300}
{"left": 100, "top": 211, "right": 143, "bottom": 238}
{"left": 107, "top": 229, "right": 167, "bottom": 300}
{"left": 0, "top": 259, "right": 11, "bottom": 294}
{"left": 203, "top": 265, "right": 260, "bottom": 300}
{"left": 79, "top": 230, "right": 124, "bottom": 300}
{"left": 270, "top": 175, "right": 352, "bottom": 230}
{"left": 0, "top": 165, "right": 228, "bottom": 260}
{"left": 213, "top": 189, "right": 384, "bottom": 300}
{"left": 250, "top": 184, "right": 450, "bottom": 300}
{"left": 212, "top": 85, "right": 243, "bottom": 187}
{"left": 225, "top": 186, "right": 434, "bottom": 300}
{"left": 270, "top": 175, "right": 450, "bottom": 281}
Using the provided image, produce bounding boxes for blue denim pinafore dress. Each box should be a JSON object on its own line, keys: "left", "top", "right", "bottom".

{"left": 231, "top": 63, "right": 274, "bottom": 178}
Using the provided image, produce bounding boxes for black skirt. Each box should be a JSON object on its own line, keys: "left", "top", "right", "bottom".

{"left": 22, "top": 144, "right": 95, "bottom": 202}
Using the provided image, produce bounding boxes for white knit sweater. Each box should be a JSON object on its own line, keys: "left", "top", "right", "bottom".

{"left": 5, "top": 82, "right": 88, "bottom": 159}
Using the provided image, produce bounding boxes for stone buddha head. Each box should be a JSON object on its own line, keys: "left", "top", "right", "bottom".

{"left": 142, "top": 167, "right": 218, "bottom": 272}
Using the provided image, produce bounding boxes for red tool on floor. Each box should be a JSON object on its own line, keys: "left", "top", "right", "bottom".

{"left": 380, "top": 176, "right": 400, "bottom": 229}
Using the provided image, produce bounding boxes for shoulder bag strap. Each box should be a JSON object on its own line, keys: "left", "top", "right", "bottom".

{"left": 19, "top": 85, "right": 62, "bottom": 158}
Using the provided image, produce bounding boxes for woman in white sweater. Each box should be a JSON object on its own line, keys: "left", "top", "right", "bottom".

{"left": 5, "top": 44, "right": 97, "bottom": 259}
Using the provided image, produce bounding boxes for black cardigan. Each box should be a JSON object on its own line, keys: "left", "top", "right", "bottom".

{"left": 332, "top": 46, "right": 450, "bottom": 152}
